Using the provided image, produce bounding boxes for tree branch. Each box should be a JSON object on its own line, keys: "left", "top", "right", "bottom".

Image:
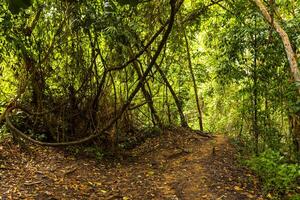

{"left": 5, "top": 0, "right": 181, "bottom": 146}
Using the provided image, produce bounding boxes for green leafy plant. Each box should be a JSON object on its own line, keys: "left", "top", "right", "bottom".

{"left": 84, "top": 146, "right": 104, "bottom": 161}
{"left": 247, "top": 149, "right": 300, "bottom": 197}
{"left": 0, "top": 125, "right": 9, "bottom": 141}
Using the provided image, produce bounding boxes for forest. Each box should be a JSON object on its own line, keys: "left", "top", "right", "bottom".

{"left": 0, "top": 0, "right": 300, "bottom": 199}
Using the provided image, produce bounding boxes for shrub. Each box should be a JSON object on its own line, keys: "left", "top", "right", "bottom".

{"left": 247, "top": 149, "right": 300, "bottom": 197}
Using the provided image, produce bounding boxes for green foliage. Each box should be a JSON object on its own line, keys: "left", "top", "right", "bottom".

{"left": 66, "top": 145, "right": 104, "bottom": 160}
{"left": 115, "top": 0, "right": 140, "bottom": 6}
{"left": 247, "top": 150, "right": 300, "bottom": 196}
{"left": 0, "top": 0, "right": 299, "bottom": 180}
{"left": 289, "top": 194, "right": 300, "bottom": 200}
{"left": 84, "top": 146, "right": 104, "bottom": 160}
{"left": 0, "top": 125, "right": 9, "bottom": 141}
{"left": 6, "top": 0, "right": 32, "bottom": 14}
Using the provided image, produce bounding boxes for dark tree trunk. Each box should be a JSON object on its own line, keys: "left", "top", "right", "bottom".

{"left": 129, "top": 48, "right": 162, "bottom": 128}
{"left": 183, "top": 28, "right": 203, "bottom": 131}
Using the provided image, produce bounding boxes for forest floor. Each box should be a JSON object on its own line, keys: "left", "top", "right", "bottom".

{"left": 0, "top": 128, "right": 264, "bottom": 200}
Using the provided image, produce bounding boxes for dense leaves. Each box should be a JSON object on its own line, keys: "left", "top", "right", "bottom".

{"left": 0, "top": 0, "right": 299, "bottom": 198}
{"left": 247, "top": 150, "right": 300, "bottom": 197}
{"left": 7, "top": 0, "right": 32, "bottom": 14}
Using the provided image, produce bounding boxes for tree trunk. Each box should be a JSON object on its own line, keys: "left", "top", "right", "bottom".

{"left": 253, "top": 17, "right": 259, "bottom": 154}
{"left": 252, "top": 0, "right": 300, "bottom": 93}
{"left": 183, "top": 28, "right": 203, "bottom": 131}
{"left": 155, "top": 63, "right": 189, "bottom": 127}
{"left": 5, "top": 0, "right": 181, "bottom": 147}
{"left": 137, "top": 42, "right": 189, "bottom": 128}
{"left": 252, "top": 0, "right": 300, "bottom": 153}
{"left": 129, "top": 48, "right": 162, "bottom": 128}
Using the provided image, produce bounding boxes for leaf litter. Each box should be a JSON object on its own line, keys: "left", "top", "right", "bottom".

{"left": 0, "top": 128, "right": 264, "bottom": 199}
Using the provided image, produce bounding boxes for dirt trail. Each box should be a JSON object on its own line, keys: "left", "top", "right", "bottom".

{"left": 0, "top": 128, "right": 263, "bottom": 199}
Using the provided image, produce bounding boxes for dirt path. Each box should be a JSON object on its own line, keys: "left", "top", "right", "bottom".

{"left": 0, "top": 128, "right": 264, "bottom": 199}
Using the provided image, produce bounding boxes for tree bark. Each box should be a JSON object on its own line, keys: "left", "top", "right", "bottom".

{"left": 154, "top": 62, "right": 189, "bottom": 127}
{"left": 253, "top": 17, "right": 259, "bottom": 154}
{"left": 252, "top": 0, "right": 300, "bottom": 94}
{"left": 129, "top": 48, "right": 162, "bottom": 128}
{"left": 183, "top": 28, "right": 204, "bottom": 131}
{"left": 136, "top": 40, "right": 188, "bottom": 127}
{"left": 252, "top": 0, "right": 300, "bottom": 153}
{"left": 6, "top": 0, "right": 181, "bottom": 146}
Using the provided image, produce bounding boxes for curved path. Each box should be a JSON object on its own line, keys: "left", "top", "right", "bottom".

{"left": 0, "top": 129, "right": 263, "bottom": 199}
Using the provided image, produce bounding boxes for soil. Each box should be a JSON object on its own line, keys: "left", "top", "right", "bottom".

{"left": 0, "top": 127, "right": 264, "bottom": 199}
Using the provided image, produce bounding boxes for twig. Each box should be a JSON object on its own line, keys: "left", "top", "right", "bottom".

{"left": 0, "top": 165, "right": 16, "bottom": 170}
{"left": 0, "top": 166, "right": 16, "bottom": 170}
{"left": 24, "top": 181, "right": 42, "bottom": 186}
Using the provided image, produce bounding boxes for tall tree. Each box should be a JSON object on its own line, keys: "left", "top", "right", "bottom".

{"left": 183, "top": 28, "right": 203, "bottom": 131}
{"left": 252, "top": 0, "right": 300, "bottom": 153}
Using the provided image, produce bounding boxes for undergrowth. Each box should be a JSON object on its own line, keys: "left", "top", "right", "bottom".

{"left": 0, "top": 125, "right": 9, "bottom": 142}
{"left": 246, "top": 150, "right": 300, "bottom": 199}
{"left": 230, "top": 136, "right": 300, "bottom": 199}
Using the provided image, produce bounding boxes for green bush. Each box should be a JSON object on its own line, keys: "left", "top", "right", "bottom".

{"left": 247, "top": 149, "right": 300, "bottom": 196}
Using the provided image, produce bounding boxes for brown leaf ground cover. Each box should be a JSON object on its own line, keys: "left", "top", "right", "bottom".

{"left": 0, "top": 128, "right": 264, "bottom": 199}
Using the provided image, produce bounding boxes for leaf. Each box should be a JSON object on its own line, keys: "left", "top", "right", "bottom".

{"left": 234, "top": 185, "right": 243, "bottom": 191}
{"left": 87, "top": 181, "right": 102, "bottom": 188}
{"left": 245, "top": 193, "right": 255, "bottom": 199}
{"left": 147, "top": 171, "right": 155, "bottom": 176}
{"left": 266, "top": 193, "right": 273, "bottom": 199}
{"left": 100, "top": 189, "right": 108, "bottom": 194}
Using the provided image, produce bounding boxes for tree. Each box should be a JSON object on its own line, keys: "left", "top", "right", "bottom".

{"left": 252, "top": 0, "right": 300, "bottom": 153}
{"left": 183, "top": 27, "right": 204, "bottom": 131}
{"left": 2, "top": 0, "right": 185, "bottom": 146}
